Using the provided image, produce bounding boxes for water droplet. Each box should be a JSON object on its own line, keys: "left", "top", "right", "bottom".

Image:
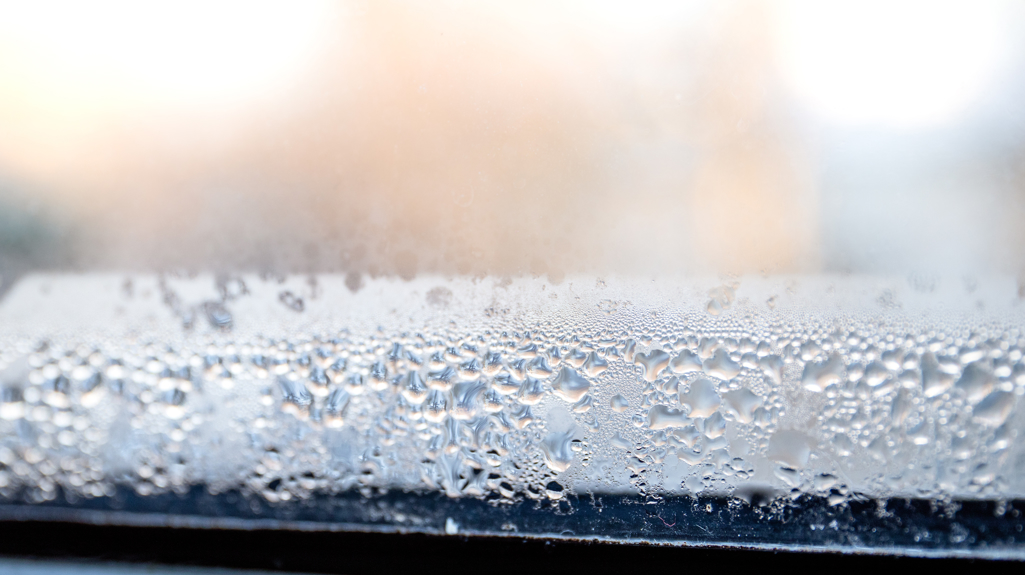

{"left": 541, "top": 431, "right": 576, "bottom": 472}
{"left": 863, "top": 361, "right": 890, "bottom": 386}
{"left": 956, "top": 361, "right": 995, "bottom": 403}
{"left": 703, "top": 349, "right": 741, "bottom": 380}
{"left": 921, "top": 351, "right": 954, "bottom": 397}
{"left": 323, "top": 388, "right": 350, "bottom": 427}
{"left": 517, "top": 377, "right": 545, "bottom": 405}
{"left": 551, "top": 367, "right": 590, "bottom": 402}
{"left": 545, "top": 481, "right": 565, "bottom": 500}
{"left": 402, "top": 371, "right": 428, "bottom": 404}
{"left": 571, "top": 394, "right": 593, "bottom": 413}
{"left": 278, "top": 290, "right": 304, "bottom": 312}
{"left": 669, "top": 350, "right": 702, "bottom": 374}
{"left": 609, "top": 394, "right": 629, "bottom": 412}
{"left": 801, "top": 353, "right": 844, "bottom": 392}
{"left": 647, "top": 405, "right": 689, "bottom": 429}
{"left": 635, "top": 350, "right": 670, "bottom": 382}
{"left": 679, "top": 378, "right": 720, "bottom": 418}
{"left": 202, "top": 301, "right": 232, "bottom": 330}
{"left": 722, "top": 388, "right": 762, "bottom": 423}
{"left": 974, "top": 392, "right": 1015, "bottom": 427}
{"left": 582, "top": 352, "right": 608, "bottom": 377}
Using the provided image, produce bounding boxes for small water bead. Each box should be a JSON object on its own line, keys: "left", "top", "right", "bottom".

{"left": 402, "top": 371, "right": 429, "bottom": 404}
{"left": 323, "top": 389, "right": 350, "bottom": 427}
{"left": 492, "top": 374, "right": 522, "bottom": 396}
{"left": 459, "top": 358, "right": 482, "bottom": 380}
{"left": 369, "top": 362, "right": 389, "bottom": 391}
{"left": 0, "top": 393, "right": 24, "bottom": 421}
{"left": 278, "top": 291, "right": 304, "bottom": 312}
{"left": 482, "top": 352, "right": 503, "bottom": 376}
{"left": 427, "top": 366, "right": 456, "bottom": 391}
{"left": 278, "top": 376, "right": 312, "bottom": 407}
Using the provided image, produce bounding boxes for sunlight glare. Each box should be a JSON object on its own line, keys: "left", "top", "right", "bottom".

{"left": 0, "top": 0, "right": 334, "bottom": 109}
{"left": 776, "top": 0, "right": 1003, "bottom": 127}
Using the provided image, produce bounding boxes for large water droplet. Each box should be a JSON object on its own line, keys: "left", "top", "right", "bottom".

{"left": 723, "top": 388, "right": 762, "bottom": 423}
{"left": 635, "top": 350, "right": 670, "bottom": 382}
{"left": 647, "top": 405, "right": 689, "bottom": 429}
{"left": 801, "top": 353, "right": 844, "bottom": 392}
{"left": 541, "top": 431, "right": 576, "bottom": 472}
{"left": 679, "top": 378, "right": 720, "bottom": 418}
{"left": 703, "top": 349, "right": 741, "bottom": 380}
{"left": 551, "top": 367, "right": 591, "bottom": 402}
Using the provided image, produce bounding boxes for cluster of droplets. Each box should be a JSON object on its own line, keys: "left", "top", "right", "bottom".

{"left": 800, "top": 327, "right": 1022, "bottom": 499}
{"left": 0, "top": 298, "right": 1023, "bottom": 512}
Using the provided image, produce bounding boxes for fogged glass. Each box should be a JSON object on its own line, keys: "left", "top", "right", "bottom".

{"left": 1, "top": 0, "right": 1024, "bottom": 558}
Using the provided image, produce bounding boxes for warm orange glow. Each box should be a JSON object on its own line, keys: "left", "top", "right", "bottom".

{"left": 0, "top": 1, "right": 1021, "bottom": 278}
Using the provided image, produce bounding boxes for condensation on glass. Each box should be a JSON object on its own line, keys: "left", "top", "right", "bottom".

{"left": 1, "top": 0, "right": 1025, "bottom": 560}
{"left": 0, "top": 274, "right": 1023, "bottom": 557}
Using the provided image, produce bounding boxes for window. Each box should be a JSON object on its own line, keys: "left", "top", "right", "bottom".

{"left": 0, "top": 0, "right": 1023, "bottom": 562}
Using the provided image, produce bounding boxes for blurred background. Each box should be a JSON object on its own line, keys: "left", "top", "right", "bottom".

{"left": 1, "top": 0, "right": 1024, "bottom": 283}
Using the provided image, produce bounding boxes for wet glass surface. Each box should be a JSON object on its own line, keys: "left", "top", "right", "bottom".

{"left": 2, "top": 0, "right": 1025, "bottom": 560}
